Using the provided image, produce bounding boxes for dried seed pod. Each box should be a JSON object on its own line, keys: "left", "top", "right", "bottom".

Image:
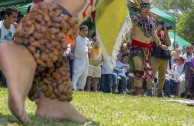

{"left": 31, "top": 41, "right": 41, "bottom": 48}
{"left": 28, "top": 46, "right": 36, "bottom": 53}
{"left": 47, "top": 85, "right": 53, "bottom": 94}
{"left": 59, "top": 95, "right": 67, "bottom": 101}
{"left": 14, "top": 38, "right": 23, "bottom": 44}
{"left": 45, "top": 91, "right": 51, "bottom": 97}
{"left": 34, "top": 53, "right": 40, "bottom": 59}
{"left": 50, "top": 94, "right": 57, "bottom": 99}
{"left": 68, "top": 17, "right": 78, "bottom": 27}
{"left": 62, "top": 15, "right": 69, "bottom": 21}
{"left": 33, "top": 32, "right": 43, "bottom": 40}
{"left": 40, "top": 85, "right": 47, "bottom": 92}
{"left": 14, "top": 30, "right": 24, "bottom": 38}
{"left": 58, "top": 84, "right": 65, "bottom": 93}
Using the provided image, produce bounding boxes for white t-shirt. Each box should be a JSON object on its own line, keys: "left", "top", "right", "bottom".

{"left": 0, "top": 20, "right": 15, "bottom": 43}
{"left": 183, "top": 54, "right": 193, "bottom": 61}
{"left": 101, "top": 60, "right": 113, "bottom": 74}
{"left": 116, "top": 61, "right": 129, "bottom": 73}
{"left": 174, "top": 63, "right": 185, "bottom": 77}
{"left": 74, "top": 35, "right": 89, "bottom": 59}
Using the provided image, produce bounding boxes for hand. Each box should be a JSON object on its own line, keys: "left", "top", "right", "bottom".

{"left": 160, "top": 45, "right": 168, "bottom": 50}
{"left": 69, "top": 52, "right": 73, "bottom": 59}
{"left": 164, "top": 28, "right": 169, "bottom": 35}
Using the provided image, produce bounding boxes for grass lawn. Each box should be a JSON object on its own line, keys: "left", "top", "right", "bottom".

{"left": 0, "top": 88, "right": 194, "bottom": 126}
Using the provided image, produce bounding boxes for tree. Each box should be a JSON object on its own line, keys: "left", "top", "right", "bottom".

{"left": 151, "top": 0, "right": 194, "bottom": 43}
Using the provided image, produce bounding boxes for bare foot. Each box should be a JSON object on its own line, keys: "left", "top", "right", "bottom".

{"left": 8, "top": 92, "right": 29, "bottom": 123}
{"left": 35, "top": 93, "right": 87, "bottom": 123}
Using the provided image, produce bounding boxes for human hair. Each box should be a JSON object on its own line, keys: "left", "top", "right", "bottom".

{"left": 91, "top": 31, "right": 96, "bottom": 39}
{"left": 122, "top": 54, "right": 129, "bottom": 58}
{"left": 0, "top": 11, "right": 5, "bottom": 20}
{"left": 156, "top": 18, "right": 164, "bottom": 25}
{"left": 4, "top": 6, "right": 18, "bottom": 16}
{"left": 79, "top": 24, "right": 88, "bottom": 30}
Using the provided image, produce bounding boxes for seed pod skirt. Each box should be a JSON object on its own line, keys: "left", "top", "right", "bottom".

{"left": 14, "top": 2, "right": 78, "bottom": 102}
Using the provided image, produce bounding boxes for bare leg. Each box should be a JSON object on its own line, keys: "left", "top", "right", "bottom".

{"left": 35, "top": 93, "right": 87, "bottom": 123}
{"left": 133, "top": 56, "right": 144, "bottom": 87}
{"left": 56, "top": 0, "right": 86, "bottom": 17}
{"left": 87, "top": 76, "right": 92, "bottom": 91}
{"left": 93, "top": 78, "right": 98, "bottom": 92}
{"left": 0, "top": 43, "right": 36, "bottom": 123}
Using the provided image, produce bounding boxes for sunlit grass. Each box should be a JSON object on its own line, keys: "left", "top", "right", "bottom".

{"left": 0, "top": 88, "right": 194, "bottom": 126}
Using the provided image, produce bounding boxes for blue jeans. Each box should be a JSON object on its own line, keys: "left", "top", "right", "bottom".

{"left": 164, "top": 77, "right": 178, "bottom": 96}
{"left": 100, "top": 74, "right": 112, "bottom": 93}
{"left": 112, "top": 72, "right": 127, "bottom": 91}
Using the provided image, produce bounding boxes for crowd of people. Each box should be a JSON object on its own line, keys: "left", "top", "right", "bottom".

{"left": 0, "top": 2, "right": 194, "bottom": 100}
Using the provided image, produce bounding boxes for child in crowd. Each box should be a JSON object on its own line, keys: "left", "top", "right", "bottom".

{"left": 100, "top": 59, "right": 113, "bottom": 93}
{"left": 72, "top": 25, "right": 89, "bottom": 90}
{"left": 173, "top": 57, "right": 185, "bottom": 97}
{"left": 86, "top": 32, "right": 102, "bottom": 92}
{"left": 112, "top": 54, "right": 130, "bottom": 94}
{"left": 117, "top": 43, "right": 129, "bottom": 61}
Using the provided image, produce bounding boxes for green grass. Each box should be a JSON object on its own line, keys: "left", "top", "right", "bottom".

{"left": 0, "top": 88, "right": 194, "bottom": 126}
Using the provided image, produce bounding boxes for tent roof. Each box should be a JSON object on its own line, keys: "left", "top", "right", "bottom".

{"left": 151, "top": 7, "right": 176, "bottom": 29}
{"left": 18, "top": 2, "right": 32, "bottom": 15}
{"left": 0, "top": 0, "right": 31, "bottom": 7}
{"left": 168, "top": 32, "right": 191, "bottom": 50}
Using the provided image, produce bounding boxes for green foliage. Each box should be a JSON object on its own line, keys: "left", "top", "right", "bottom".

{"left": 1, "top": 88, "right": 194, "bottom": 126}
{"left": 151, "top": 0, "right": 194, "bottom": 43}
{"left": 176, "top": 10, "right": 194, "bottom": 43}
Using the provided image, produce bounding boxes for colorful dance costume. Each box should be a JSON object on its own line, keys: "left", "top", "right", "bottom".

{"left": 130, "top": 14, "right": 155, "bottom": 80}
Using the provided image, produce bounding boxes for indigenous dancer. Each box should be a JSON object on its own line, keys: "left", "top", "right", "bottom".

{"left": 126, "top": 1, "right": 162, "bottom": 95}
{"left": 0, "top": 0, "right": 101, "bottom": 124}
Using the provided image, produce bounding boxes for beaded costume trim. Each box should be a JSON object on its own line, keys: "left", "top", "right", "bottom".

{"left": 132, "top": 14, "right": 155, "bottom": 38}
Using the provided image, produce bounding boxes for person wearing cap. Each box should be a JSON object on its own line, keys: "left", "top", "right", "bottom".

{"left": 125, "top": 0, "right": 163, "bottom": 95}
{"left": 173, "top": 57, "right": 185, "bottom": 97}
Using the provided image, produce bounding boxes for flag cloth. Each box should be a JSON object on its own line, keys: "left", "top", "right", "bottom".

{"left": 95, "top": 0, "right": 130, "bottom": 67}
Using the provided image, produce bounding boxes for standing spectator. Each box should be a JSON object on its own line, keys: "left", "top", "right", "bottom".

{"left": 100, "top": 59, "right": 113, "bottom": 93}
{"left": 72, "top": 25, "right": 89, "bottom": 90}
{"left": 0, "top": 7, "right": 18, "bottom": 87}
{"left": 183, "top": 46, "right": 193, "bottom": 62}
{"left": 182, "top": 45, "right": 188, "bottom": 56}
{"left": 86, "top": 33, "right": 102, "bottom": 92}
{"left": 146, "top": 19, "right": 171, "bottom": 97}
{"left": 173, "top": 42, "right": 179, "bottom": 51}
{"left": 173, "top": 57, "right": 185, "bottom": 97}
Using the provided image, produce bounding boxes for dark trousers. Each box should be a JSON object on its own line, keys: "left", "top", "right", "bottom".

{"left": 0, "top": 70, "right": 7, "bottom": 87}
{"left": 100, "top": 74, "right": 113, "bottom": 93}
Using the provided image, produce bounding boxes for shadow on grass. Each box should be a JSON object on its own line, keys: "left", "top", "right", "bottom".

{"left": 0, "top": 113, "right": 100, "bottom": 126}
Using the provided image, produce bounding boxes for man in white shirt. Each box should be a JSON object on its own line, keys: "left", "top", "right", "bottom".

{"left": 72, "top": 25, "right": 89, "bottom": 90}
